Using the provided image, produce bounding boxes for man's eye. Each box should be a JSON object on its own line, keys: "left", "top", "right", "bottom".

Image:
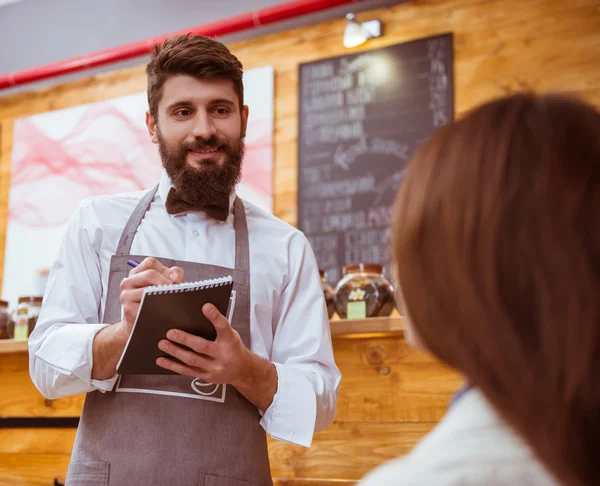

{"left": 215, "top": 107, "right": 229, "bottom": 115}
{"left": 176, "top": 109, "right": 191, "bottom": 116}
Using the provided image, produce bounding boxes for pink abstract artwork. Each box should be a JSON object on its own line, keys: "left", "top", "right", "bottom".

{"left": 3, "top": 66, "right": 274, "bottom": 306}
{"left": 10, "top": 102, "right": 162, "bottom": 228}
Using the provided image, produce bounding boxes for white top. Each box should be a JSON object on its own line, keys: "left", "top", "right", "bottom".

{"left": 28, "top": 170, "right": 341, "bottom": 448}
{"left": 359, "top": 389, "right": 559, "bottom": 486}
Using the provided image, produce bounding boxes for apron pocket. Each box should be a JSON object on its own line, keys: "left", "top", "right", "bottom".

{"left": 203, "top": 473, "right": 260, "bottom": 486}
{"left": 65, "top": 461, "right": 110, "bottom": 486}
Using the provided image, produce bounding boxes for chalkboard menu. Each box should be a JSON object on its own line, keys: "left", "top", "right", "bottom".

{"left": 297, "top": 33, "right": 454, "bottom": 284}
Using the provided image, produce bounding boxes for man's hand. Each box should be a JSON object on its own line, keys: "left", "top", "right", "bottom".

{"left": 118, "top": 257, "right": 184, "bottom": 335}
{"left": 156, "top": 303, "right": 278, "bottom": 412}
{"left": 91, "top": 257, "right": 184, "bottom": 380}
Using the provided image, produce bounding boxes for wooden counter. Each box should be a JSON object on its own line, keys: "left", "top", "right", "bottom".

{"left": 0, "top": 317, "right": 460, "bottom": 485}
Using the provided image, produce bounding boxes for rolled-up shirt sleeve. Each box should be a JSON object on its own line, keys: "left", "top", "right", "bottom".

{"left": 260, "top": 233, "right": 341, "bottom": 447}
{"left": 28, "top": 201, "right": 117, "bottom": 399}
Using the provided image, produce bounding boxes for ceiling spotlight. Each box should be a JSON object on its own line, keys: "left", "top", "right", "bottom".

{"left": 343, "top": 12, "right": 382, "bottom": 49}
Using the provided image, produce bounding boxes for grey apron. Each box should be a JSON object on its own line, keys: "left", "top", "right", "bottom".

{"left": 66, "top": 186, "right": 273, "bottom": 486}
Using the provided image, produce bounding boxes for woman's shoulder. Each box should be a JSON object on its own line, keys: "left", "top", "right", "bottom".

{"left": 359, "top": 390, "right": 560, "bottom": 486}
{"left": 360, "top": 456, "right": 559, "bottom": 486}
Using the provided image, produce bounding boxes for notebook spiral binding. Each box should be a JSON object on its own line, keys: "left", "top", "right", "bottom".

{"left": 145, "top": 275, "right": 233, "bottom": 295}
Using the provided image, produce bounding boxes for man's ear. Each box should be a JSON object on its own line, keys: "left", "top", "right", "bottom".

{"left": 146, "top": 111, "right": 159, "bottom": 144}
{"left": 240, "top": 105, "right": 249, "bottom": 139}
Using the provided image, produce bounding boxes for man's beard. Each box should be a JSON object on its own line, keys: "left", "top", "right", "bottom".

{"left": 158, "top": 130, "right": 244, "bottom": 206}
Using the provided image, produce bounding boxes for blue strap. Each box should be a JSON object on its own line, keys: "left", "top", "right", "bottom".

{"left": 450, "top": 383, "right": 472, "bottom": 407}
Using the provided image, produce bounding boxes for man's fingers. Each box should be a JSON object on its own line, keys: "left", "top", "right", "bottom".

{"left": 121, "top": 269, "right": 172, "bottom": 291}
{"left": 202, "top": 304, "right": 232, "bottom": 337}
{"left": 168, "top": 266, "right": 185, "bottom": 284}
{"left": 156, "top": 357, "right": 202, "bottom": 378}
{"left": 119, "top": 288, "right": 144, "bottom": 305}
{"left": 158, "top": 339, "right": 214, "bottom": 368}
{"left": 165, "top": 330, "right": 217, "bottom": 357}
{"left": 129, "top": 257, "right": 170, "bottom": 278}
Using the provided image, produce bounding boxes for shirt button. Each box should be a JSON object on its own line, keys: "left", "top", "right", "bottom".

{"left": 192, "top": 230, "right": 199, "bottom": 237}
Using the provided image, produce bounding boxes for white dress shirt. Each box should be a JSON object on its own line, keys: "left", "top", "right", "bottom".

{"left": 359, "top": 389, "right": 559, "bottom": 485}
{"left": 28, "top": 170, "right": 341, "bottom": 447}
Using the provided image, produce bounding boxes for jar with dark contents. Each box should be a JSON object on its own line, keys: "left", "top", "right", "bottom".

{"left": 334, "top": 264, "right": 395, "bottom": 319}
{"left": 320, "top": 269, "right": 336, "bottom": 319}
{"left": 0, "top": 300, "right": 12, "bottom": 339}
{"left": 12, "top": 296, "right": 43, "bottom": 340}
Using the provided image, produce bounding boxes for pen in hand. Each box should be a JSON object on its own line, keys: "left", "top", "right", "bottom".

{"left": 127, "top": 259, "right": 184, "bottom": 283}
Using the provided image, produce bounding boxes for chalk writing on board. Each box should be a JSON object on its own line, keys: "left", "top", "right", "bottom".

{"left": 334, "top": 136, "right": 411, "bottom": 170}
{"left": 298, "top": 34, "right": 454, "bottom": 284}
{"left": 428, "top": 36, "right": 451, "bottom": 127}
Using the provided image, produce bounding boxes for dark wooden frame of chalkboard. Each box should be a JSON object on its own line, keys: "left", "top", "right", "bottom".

{"left": 297, "top": 33, "right": 454, "bottom": 286}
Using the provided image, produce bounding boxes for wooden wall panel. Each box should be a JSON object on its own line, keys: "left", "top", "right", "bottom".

{"left": 0, "top": 0, "right": 598, "bottom": 484}
{"left": 0, "top": 454, "right": 70, "bottom": 486}
{"left": 269, "top": 422, "right": 436, "bottom": 480}
{"left": 0, "top": 353, "right": 84, "bottom": 417}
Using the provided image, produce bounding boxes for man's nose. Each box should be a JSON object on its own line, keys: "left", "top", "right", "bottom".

{"left": 191, "top": 112, "right": 217, "bottom": 140}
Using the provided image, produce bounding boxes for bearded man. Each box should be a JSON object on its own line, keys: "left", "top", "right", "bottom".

{"left": 29, "top": 34, "right": 340, "bottom": 486}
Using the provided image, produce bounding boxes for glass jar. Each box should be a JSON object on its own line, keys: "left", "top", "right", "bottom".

{"left": 334, "top": 263, "right": 395, "bottom": 319}
{"left": 320, "top": 269, "right": 336, "bottom": 319}
{"left": 12, "top": 296, "right": 43, "bottom": 340}
{"left": 0, "top": 300, "right": 12, "bottom": 340}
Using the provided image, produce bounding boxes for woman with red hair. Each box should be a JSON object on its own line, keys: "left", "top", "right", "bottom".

{"left": 361, "top": 93, "right": 600, "bottom": 486}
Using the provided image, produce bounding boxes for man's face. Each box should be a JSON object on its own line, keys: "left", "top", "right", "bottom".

{"left": 146, "top": 74, "right": 249, "bottom": 205}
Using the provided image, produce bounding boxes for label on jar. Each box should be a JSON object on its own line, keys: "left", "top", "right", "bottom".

{"left": 347, "top": 301, "right": 367, "bottom": 319}
{"left": 13, "top": 317, "right": 29, "bottom": 340}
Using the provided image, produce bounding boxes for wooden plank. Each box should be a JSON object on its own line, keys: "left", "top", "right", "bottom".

{"left": 0, "top": 429, "right": 76, "bottom": 455}
{"left": 0, "top": 355, "right": 86, "bottom": 424}
{"left": 0, "top": 454, "right": 69, "bottom": 486}
{"left": 0, "top": 340, "right": 28, "bottom": 354}
{"left": 330, "top": 317, "right": 404, "bottom": 338}
{"left": 269, "top": 421, "right": 434, "bottom": 481}
{"left": 333, "top": 336, "right": 461, "bottom": 422}
{"left": 0, "top": 351, "right": 27, "bottom": 373}
{"left": 0, "top": 364, "right": 85, "bottom": 417}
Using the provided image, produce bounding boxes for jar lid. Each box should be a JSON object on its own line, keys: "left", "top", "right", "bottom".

{"left": 343, "top": 263, "right": 383, "bottom": 275}
{"left": 0, "top": 299, "right": 8, "bottom": 308}
{"left": 18, "top": 296, "right": 43, "bottom": 305}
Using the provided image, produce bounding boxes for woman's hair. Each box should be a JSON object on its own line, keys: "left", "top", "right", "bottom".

{"left": 392, "top": 93, "right": 600, "bottom": 486}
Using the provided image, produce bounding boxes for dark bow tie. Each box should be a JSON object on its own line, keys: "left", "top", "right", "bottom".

{"left": 165, "top": 188, "right": 230, "bottom": 221}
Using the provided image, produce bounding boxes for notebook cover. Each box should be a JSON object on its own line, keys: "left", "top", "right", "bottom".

{"left": 116, "top": 279, "right": 233, "bottom": 375}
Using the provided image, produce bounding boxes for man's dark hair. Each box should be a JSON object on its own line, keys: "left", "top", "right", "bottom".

{"left": 146, "top": 34, "right": 244, "bottom": 117}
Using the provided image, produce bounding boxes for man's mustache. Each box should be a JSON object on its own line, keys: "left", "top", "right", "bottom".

{"left": 184, "top": 137, "right": 229, "bottom": 152}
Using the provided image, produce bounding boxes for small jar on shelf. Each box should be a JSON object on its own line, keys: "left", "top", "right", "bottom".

{"left": 12, "top": 296, "right": 43, "bottom": 340}
{"left": 0, "top": 300, "right": 12, "bottom": 340}
{"left": 334, "top": 263, "right": 395, "bottom": 319}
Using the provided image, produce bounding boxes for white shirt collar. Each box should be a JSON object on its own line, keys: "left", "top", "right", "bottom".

{"left": 156, "top": 169, "right": 236, "bottom": 221}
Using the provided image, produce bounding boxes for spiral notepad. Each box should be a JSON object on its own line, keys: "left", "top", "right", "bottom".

{"left": 116, "top": 276, "right": 234, "bottom": 375}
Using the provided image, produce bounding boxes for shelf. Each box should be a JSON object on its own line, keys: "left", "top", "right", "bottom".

{"left": 330, "top": 316, "right": 405, "bottom": 339}
{"left": 0, "top": 339, "right": 28, "bottom": 354}
{"left": 0, "top": 317, "right": 406, "bottom": 354}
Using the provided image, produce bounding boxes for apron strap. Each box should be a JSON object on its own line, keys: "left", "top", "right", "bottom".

{"left": 116, "top": 185, "right": 159, "bottom": 256}
{"left": 232, "top": 196, "right": 250, "bottom": 285}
